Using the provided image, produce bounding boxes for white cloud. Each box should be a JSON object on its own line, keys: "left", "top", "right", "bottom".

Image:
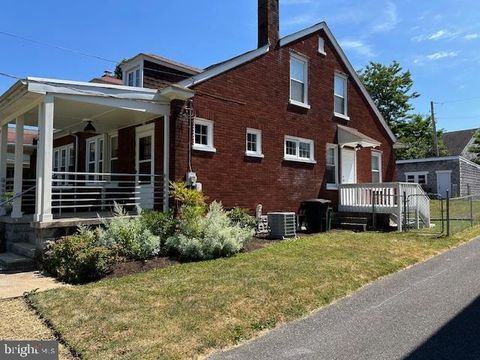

{"left": 369, "top": 1, "right": 398, "bottom": 33}
{"left": 412, "top": 29, "right": 461, "bottom": 42}
{"left": 339, "top": 39, "right": 376, "bottom": 58}
{"left": 426, "top": 51, "right": 458, "bottom": 60}
{"left": 283, "top": 14, "right": 315, "bottom": 27}
{"left": 282, "top": 0, "right": 313, "bottom": 4}
{"left": 464, "top": 33, "right": 479, "bottom": 40}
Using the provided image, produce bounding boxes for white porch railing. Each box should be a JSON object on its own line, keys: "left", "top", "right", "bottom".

{"left": 51, "top": 171, "right": 165, "bottom": 215}
{"left": 338, "top": 182, "right": 430, "bottom": 230}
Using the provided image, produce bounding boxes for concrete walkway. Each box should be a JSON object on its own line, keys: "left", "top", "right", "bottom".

{"left": 0, "top": 271, "right": 65, "bottom": 299}
{"left": 211, "top": 237, "right": 480, "bottom": 360}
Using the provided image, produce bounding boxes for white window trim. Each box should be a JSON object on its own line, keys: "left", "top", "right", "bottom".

{"left": 405, "top": 171, "right": 429, "bottom": 185}
{"left": 318, "top": 37, "right": 326, "bottom": 55}
{"left": 326, "top": 143, "right": 339, "bottom": 190}
{"left": 245, "top": 128, "right": 264, "bottom": 158}
{"left": 85, "top": 135, "right": 106, "bottom": 177}
{"left": 53, "top": 144, "right": 74, "bottom": 173}
{"left": 107, "top": 132, "right": 119, "bottom": 174}
{"left": 193, "top": 118, "right": 216, "bottom": 153}
{"left": 371, "top": 151, "right": 382, "bottom": 184}
{"left": 289, "top": 53, "right": 310, "bottom": 108}
{"left": 334, "top": 72, "right": 349, "bottom": 120}
{"left": 123, "top": 60, "right": 144, "bottom": 87}
{"left": 284, "top": 135, "right": 316, "bottom": 164}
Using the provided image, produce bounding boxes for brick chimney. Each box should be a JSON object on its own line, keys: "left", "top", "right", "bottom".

{"left": 258, "top": 0, "right": 280, "bottom": 48}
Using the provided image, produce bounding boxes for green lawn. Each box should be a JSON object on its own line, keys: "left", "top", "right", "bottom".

{"left": 28, "top": 226, "right": 480, "bottom": 360}
{"left": 430, "top": 199, "right": 480, "bottom": 234}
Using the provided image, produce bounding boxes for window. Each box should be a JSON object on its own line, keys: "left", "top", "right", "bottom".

{"left": 326, "top": 144, "right": 338, "bottom": 189}
{"left": 371, "top": 152, "right": 382, "bottom": 183}
{"left": 53, "top": 144, "right": 75, "bottom": 181}
{"left": 245, "top": 128, "right": 263, "bottom": 158}
{"left": 290, "top": 54, "right": 309, "bottom": 107}
{"left": 126, "top": 68, "right": 141, "bottom": 87}
{"left": 318, "top": 37, "right": 326, "bottom": 55}
{"left": 405, "top": 172, "right": 428, "bottom": 185}
{"left": 193, "top": 118, "right": 216, "bottom": 152}
{"left": 284, "top": 136, "right": 315, "bottom": 163}
{"left": 110, "top": 135, "right": 119, "bottom": 174}
{"left": 334, "top": 73, "right": 348, "bottom": 118}
{"left": 86, "top": 135, "right": 105, "bottom": 180}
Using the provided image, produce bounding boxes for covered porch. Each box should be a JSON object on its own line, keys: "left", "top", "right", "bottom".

{"left": 0, "top": 77, "right": 193, "bottom": 226}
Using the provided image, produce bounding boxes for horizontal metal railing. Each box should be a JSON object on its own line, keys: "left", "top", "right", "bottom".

{"left": 51, "top": 171, "right": 165, "bottom": 214}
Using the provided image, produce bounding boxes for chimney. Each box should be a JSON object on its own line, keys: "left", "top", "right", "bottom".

{"left": 258, "top": 0, "right": 280, "bottom": 48}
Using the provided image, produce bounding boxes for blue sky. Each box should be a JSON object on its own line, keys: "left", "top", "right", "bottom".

{"left": 0, "top": 0, "right": 478, "bottom": 131}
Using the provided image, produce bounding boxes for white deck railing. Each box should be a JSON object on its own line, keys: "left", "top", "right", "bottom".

{"left": 51, "top": 171, "right": 165, "bottom": 215}
{"left": 339, "top": 182, "right": 430, "bottom": 230}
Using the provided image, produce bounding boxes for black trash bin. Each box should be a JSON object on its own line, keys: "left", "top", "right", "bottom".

{"left": 301, "top": 199, "right": 332, "bottom": 233}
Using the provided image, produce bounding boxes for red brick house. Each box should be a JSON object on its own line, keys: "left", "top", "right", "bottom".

{"left": 0, "top": 0, "right": 430, "bottom": 236}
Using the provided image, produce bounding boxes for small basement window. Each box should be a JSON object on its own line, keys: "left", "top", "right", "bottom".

{"left": 245, "top": 128, "right": 263, "bottom": 158}
{"left": 284, "top": 136, "right": 315, "bottom": 163}
{"left": 193, "top": 118, "right": 216, "bottom": 152}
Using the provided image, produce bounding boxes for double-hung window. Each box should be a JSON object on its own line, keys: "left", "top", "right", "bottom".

{"left": 334, "top": 73, "right": 348, "bottom": 119}
{"left": 290, "top": 54, "right": 309, "bottom": 107}
{"left": 126, "top": 68, "right": 141, "bottom": 87}
{"left": 193, "top": 118, "right": 216, "bottom": 152}
{"left": 245, "top": 128, "right": 263, "bottom": 158}
{"left": 326, "top": 144, "right": 338, "bottom": 189}
{"left": 371, "top": 152, "right": 382, "bottom": 183}
{"left": 53, "top": 144, "right": 75, "bottom": 182}
{"left": 284, "top": 136, "right": 315, "bottom": 163}
{"left": 86, "top": 135, "right": 104, "bottom": 181}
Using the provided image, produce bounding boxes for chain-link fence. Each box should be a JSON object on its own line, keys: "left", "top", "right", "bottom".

{"left": 414, "top": 192, "right": 480, "bottom": 236}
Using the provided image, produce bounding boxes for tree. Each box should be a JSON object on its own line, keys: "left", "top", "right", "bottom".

{"left": 469, "top": 130, "right": 480, "bottom": 164}
{"left": 395, "top": 114, "right": 448, "bottom": 160}
{"left": 358, "top": 61, "right": 420, "bottom": 134}
{"left": 114, "top": 59, "right": 127, "bottom": 80}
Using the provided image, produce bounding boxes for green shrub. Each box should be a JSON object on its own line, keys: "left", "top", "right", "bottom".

{"left": 166, "top": 201, "right": 251, "bottom": 260}
{"left": 170, "top": 181, "right": 206, "bottom": 218}
{"left": 228, "top": 207, "right": 256, "bottom": 229}
{"left": 140, "top": 210, "right": 177, "bottom": 240}
{"left": 96, "top": 204, "right": 161, "bottom": 261}
{"left": 43, "top": 232, "right": 115, "bottom": 284}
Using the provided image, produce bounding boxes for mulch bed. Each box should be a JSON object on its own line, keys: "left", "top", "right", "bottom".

{"left": 105, "top": 237, "right": 278, "bottom": 280}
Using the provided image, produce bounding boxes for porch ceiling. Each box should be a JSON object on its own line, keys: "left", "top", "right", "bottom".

{"left": 0, "top": 77, "right": 191, "bottom": 132}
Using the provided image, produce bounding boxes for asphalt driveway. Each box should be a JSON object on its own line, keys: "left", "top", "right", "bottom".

{"left": 211, "top": 236, "right": 480, "bottom": 360}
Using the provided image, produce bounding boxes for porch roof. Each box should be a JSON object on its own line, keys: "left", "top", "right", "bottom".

{"left": 338, "top": 125, "right": 381, "bottom": 149}
{"left": 0, "top": 77, "right": 194, "bottom": 132}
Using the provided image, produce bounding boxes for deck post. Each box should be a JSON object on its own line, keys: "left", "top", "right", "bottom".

{"left": 11, "top": 116, "right": 24, "bottom": 218}
{"left": 163, "top": 115, "right": 170, "bottom": 212}
{"left": 0, "top": 122, "right": 8, "bottom": 216}
{"left": 397, "top": 183, "right": 403, "bottom": 232}
{"left": 34, "top": 95, "right": 54, "bottom": 223}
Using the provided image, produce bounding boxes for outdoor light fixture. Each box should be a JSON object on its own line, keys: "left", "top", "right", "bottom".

{"left": 83, "top": 120, "right": 96, "bottom": 134}
{"left": 355, "top": 143, "right": 364, "bottom": 151}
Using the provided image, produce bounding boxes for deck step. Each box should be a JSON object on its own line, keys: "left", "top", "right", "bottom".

{"left": 333, "top": 222, "right": 367, "bottom": 232}
{"left": 333, "top": 216, "right": 369, "bottom": 225}
{"left": 0, "top": 252, "right": 35, "bottom": 272}
{"left": 7, "top": 242, "right": 37, "bottom": 259}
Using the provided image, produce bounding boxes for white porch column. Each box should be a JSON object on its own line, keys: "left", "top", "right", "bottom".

{"left": 11, "top": 117, "right": 24, "bottom": 218}
{"left": 0, "top": 123, "right": 8, "bottom": 216}
{"left": 34, "top": 95, "right": 54, "bottom": 223}
{"left": 163, "top": 115, "right": 170, "bottom": 212}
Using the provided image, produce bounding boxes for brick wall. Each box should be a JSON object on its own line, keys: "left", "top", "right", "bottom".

{"left": 169, "top": 29, "right": 396, "bottom": 212}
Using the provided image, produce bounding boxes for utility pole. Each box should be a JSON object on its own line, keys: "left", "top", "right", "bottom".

{"left": 431, "top": 101, "right": 439, "bottom": 157}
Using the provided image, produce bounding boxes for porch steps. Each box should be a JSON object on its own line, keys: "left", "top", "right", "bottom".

{"left": 7, "top": 242, "right": 37, "bottom": 259}
{"left": 0, "top": 252, "right": 35, "bottom": 272}
{"left": 333, "top": 213, "right": 368, "bottom": 232}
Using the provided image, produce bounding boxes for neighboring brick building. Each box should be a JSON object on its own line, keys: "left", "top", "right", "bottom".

{"left": 50, "top": 0, "right": 400, "bottom": 213}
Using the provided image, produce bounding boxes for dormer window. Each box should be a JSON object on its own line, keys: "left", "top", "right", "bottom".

{"left": 126, "top": 68, "right": 141, "bottom": 87}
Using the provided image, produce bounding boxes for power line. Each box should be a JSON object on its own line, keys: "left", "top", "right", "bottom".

{"left": 0, "top": 30, "right": 118, "bottom": 64}
{"left": 0, "top": 71, "right": 23, "bottom": 80}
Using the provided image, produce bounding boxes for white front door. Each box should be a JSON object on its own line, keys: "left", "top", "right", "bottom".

{"left": 136, "top": 124, "right": 155, "bottom": 210}
{"left": 437, "top": 171, "right": 452, "bottom": 198}
{"left": 341, "top": 148, "right": 357, "bottom": 184}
